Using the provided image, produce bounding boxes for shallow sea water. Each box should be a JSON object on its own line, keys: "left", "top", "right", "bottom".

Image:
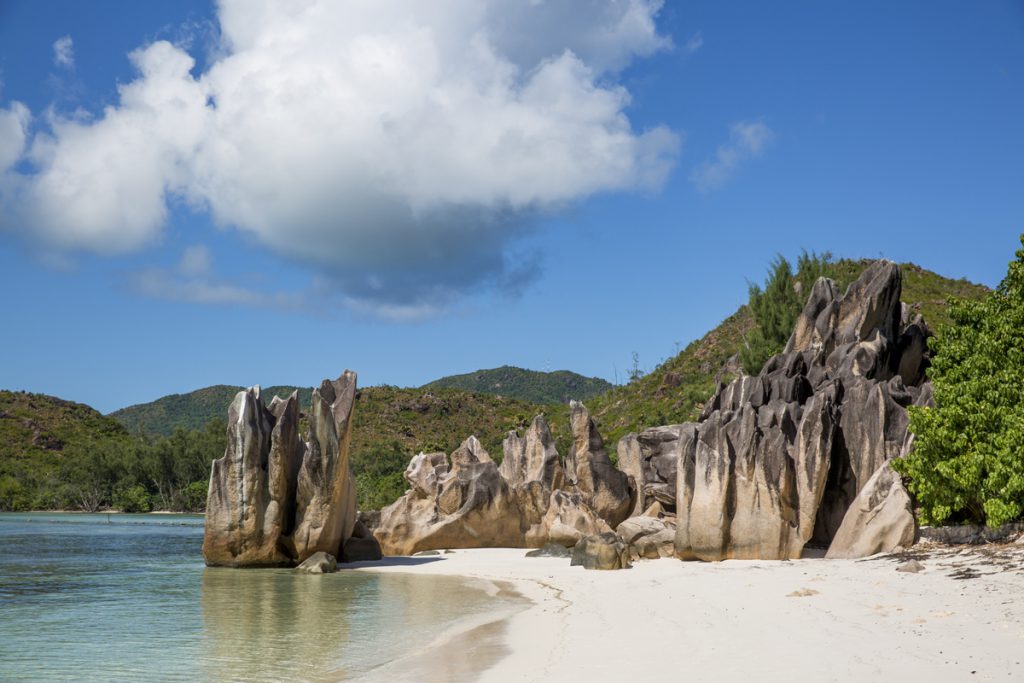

{"left": 0, "top": 513, "right": 508, "bottom": 682}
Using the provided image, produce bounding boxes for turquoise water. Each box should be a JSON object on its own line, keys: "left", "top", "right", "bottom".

{"left": 0, "top": 513, "right": 507, "bottom": 682}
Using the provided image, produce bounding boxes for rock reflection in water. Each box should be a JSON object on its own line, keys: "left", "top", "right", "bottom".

{"left": 201, "top": 567, "right": 363, "bottom": 681}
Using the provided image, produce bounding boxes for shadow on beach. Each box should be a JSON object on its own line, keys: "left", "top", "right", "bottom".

{"left": 344, "top": 555, "right": 446, "bottom": 569}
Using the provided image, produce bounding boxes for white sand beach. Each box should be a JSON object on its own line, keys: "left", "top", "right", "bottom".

{"left": 353, "top": 545, "right": 1024, "bottom": 683}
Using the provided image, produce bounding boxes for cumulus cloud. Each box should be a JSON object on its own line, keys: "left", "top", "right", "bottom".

{"left": 2, "top": 0, "right": 680, "bottom": 315}
{"left": 690, "top": 121, "right": 773, "bottom": 193}
{"left": 53, "top": 36, "right": 74, "bottom": 68}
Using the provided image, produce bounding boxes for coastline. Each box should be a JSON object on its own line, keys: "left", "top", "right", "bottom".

{"left": 350, "top": 546, "right": 1024, "bottom": 682}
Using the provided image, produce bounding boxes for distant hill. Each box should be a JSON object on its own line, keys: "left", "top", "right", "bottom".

{"left": 422, "top": 366, "right": 613, "bottom": 404}
{"left": 0, "top": 391, "right": 133, "bottom": 509}
{"left": 111, "top": 385, "right": 314, "bottom": 436}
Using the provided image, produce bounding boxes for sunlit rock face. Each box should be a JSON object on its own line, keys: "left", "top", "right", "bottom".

{"left": 611, "top": 261, "right": 928, "bottom": 562}
{"left": 374, "top": 408, "right": 634, "bottom": 555}
{"left": 203, "top": 371, "right": 378, "bottom": 567}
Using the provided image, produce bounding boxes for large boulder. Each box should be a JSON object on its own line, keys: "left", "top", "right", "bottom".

{"left": 292, "top": 372, "right": 360, "bottom": 562}
{"left": 673, "top": 261, "right": 932, "bottom": 561}
{"left": 825, "top": 463, "right": 916, "bottom": 559}
{"left": 203, "top": 371, "right": 362, "bottom": 568}
{"left": 617, "top": 516, "right": 675, "bottom": 559}
{"left": 203, "top": 389, "right": 303, "bottom": 567}
{"left": 570, "top": 532, "right": 632, "bottom": 570}
{"left": 374, "top": 439, "right": 525, "bottom": 555}
{"left": 375, "top": 411, "right": 635, "bottom": 554}
{"left": 617, "top": 424, "right": 690, "bottom": 517}
{"left": 566, "top": 401, "right": 634, "bottom": 529}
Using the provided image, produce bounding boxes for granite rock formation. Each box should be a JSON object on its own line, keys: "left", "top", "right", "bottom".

{"left": 374, "top": 410, "right": 634, "bottom": 555}
{"left": 203, "top": 371, "right": 380, "bottom": 567}
{"left": 570, "top": 532, "right": 632, "bottom": 570}
{"left": 617, "top": 261, "right": 926, "bottom": 562}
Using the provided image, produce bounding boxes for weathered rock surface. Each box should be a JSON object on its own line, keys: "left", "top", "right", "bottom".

{"left": 825, "top": 463, "right": 916, "bottom": 559}
{"left": 667, "top": 261, "right": 931, "bottom": 561}
{"left": 295, "top": 551, "right": 337, "bottom": 574}
{"left": 570, "top": 532, "right": 632, "bottom": 570}
{"left": 203, "top": 372, "right": 363, "bottom": 568}
{"left": 293, "top": 372, "right": 359, "bottom": 562}
{"left": 203, "top": 388, "right": 303, "bottom": 567}
{"left": 375, "top": 409, "right": 634, "bottom": 554}
{"left": 616, "top": 516, "right": 676, "bottom": 560}
{"left": 566, "top": 401, "right": 634, "bottom": 529}
{"left": 341, "top": 521, "right": 384, "bottom": 562}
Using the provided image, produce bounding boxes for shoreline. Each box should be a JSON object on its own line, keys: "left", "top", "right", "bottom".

{"left": 350, "top": 545, "right": 1024, "bottom": 682}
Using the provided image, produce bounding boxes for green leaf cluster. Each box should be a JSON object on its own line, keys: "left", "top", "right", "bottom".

{"left": 893, "top": 236, "right": 1024, "bottom": 527}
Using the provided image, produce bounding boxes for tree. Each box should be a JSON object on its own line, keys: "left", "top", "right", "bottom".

{"left": 893, "top": 236, "right": 1024, "bottom": 527}
{"left": 740, "top": 251, "right": 833, "bottom": 374}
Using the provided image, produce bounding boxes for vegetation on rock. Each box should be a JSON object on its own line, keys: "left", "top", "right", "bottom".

{"left": 894, "top": 237, "right": 1024, "bottom": 527}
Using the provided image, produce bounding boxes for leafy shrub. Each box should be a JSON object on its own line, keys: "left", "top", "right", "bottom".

{"left": 113, "top": 484, "right": 152, "bottom": 513}
{"left": 893, "top": 236, "right": 1024, "bottom": 527}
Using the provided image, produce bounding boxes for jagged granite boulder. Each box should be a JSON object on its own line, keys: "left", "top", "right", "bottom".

{"left": 566, "top": 401, "right": 634, "bottom": 529}
{"left": 570, "top": 532, "right": 632, "bottom": 570}
{"left": 825, "top": 462, "right": 916, "bottom": 559}
{"left": 203, "top": 371, "right": 363, "bottom": 568}
{"left": 374, "top": 439, "right": 524, "bottom": 555}
{"left": 671, "top": 261, "right": 931, "bottom": 561}
{"left": 374, "top": 410, "right": 633, "bottom": 554}
{"left": 203, "top": 388, "right": 304, "bottom": 567}
{"left": 616, "top": 516, "right": 676, "bottom": 560}
{"left": 292, "top": 372, "right": 360, "bottom": 562}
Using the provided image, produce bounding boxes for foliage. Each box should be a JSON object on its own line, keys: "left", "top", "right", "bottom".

{"left": 740, "top": 251, "right": 833, "bottom": 374}
{"left": 422, "top": 366, "right": 613, "bottom": 404}
{"left": 893, "top": 238, "right": 1024, "bottom": 527}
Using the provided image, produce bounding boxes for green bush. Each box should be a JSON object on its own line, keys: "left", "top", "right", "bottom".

{"left": 113, "top": 484, "right": 152, "bottom": 513}
{"left": 893, "top": 236, "right": 1024, "bottom": 527}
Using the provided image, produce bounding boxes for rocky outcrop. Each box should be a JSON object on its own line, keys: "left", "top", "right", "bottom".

{"left": 374, "top": 409, "right": 634, "bottom": 555}
{"left": 825, "top": 462, "right": 916, "bottom": 559}
{"left": 570, "top": 532, "right": 632, "bottom": 570}
{"left": 665, "top": 261, "right": 929, "bottom": 561}
{"left": 203, "top": 388, "right": 303, "bottom": 567}
{"left": 566, "top": 401, "right": 634, "bottom": 529}
{"left": 616, "top": 516, "right": 676, "bottom": 560}
{"left": 203, "top": 372, "right": 364, "bottom": 568}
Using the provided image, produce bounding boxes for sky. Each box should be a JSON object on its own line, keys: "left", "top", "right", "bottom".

{"left": 0, "top": 0, "right": 1022, "bottom": 414}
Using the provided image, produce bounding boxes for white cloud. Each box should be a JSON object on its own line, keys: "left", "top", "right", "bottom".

{"left": 2, "top": 1, "right": 680, "bottom": 315}
{"left": 690, "top": 121, "right": 773, "bottom": 193}
{"left": 0, "top": 102, "right": 29, "bottom": 171}
{"left": 684, "top": 32, "right": 703, "bottom": 54}
{"left": 130, "top": 245, "right": 303, "bottom": 310}
{"left": 53, "top": 36, "right": 74, "bottom": 68}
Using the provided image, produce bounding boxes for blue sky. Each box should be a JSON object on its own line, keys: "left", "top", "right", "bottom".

{"left": 0, "top": 0, "right": 1022, "bottom": 413}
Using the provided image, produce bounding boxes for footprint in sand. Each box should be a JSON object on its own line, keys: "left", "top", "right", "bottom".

{"left": 787, "top": 588, "right": 820, "bottom": 597}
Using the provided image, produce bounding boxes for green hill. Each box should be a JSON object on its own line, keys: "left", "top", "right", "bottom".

{"left": 586, "top": 259, "right": 991, "bottom": 451}
{"left": 0, "top": 391, "right": 133, "bottom": 510}
{"left": 422, "top": 366, "right": 613, "bottom": 404}
{"left": 111, "top": 384, "right": 314, "bottom": 436}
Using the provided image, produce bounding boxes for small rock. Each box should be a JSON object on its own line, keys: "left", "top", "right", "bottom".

{"left": 787, "top": 588, "right": 819, "bottom": 597}
{"left": 896, "top": 559, "right": 925, "bottom": 573}
{"left": 295, "top": 551, "right": 337, "bottom": 574}
{"left": 570, "top": 532, "right": 631, "bottom": 570}
{"left": 525, "top": 543, "right": 571, "bottom": 558}
{"left": 414, "top": 550, "right": 441, "bottom": 556}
